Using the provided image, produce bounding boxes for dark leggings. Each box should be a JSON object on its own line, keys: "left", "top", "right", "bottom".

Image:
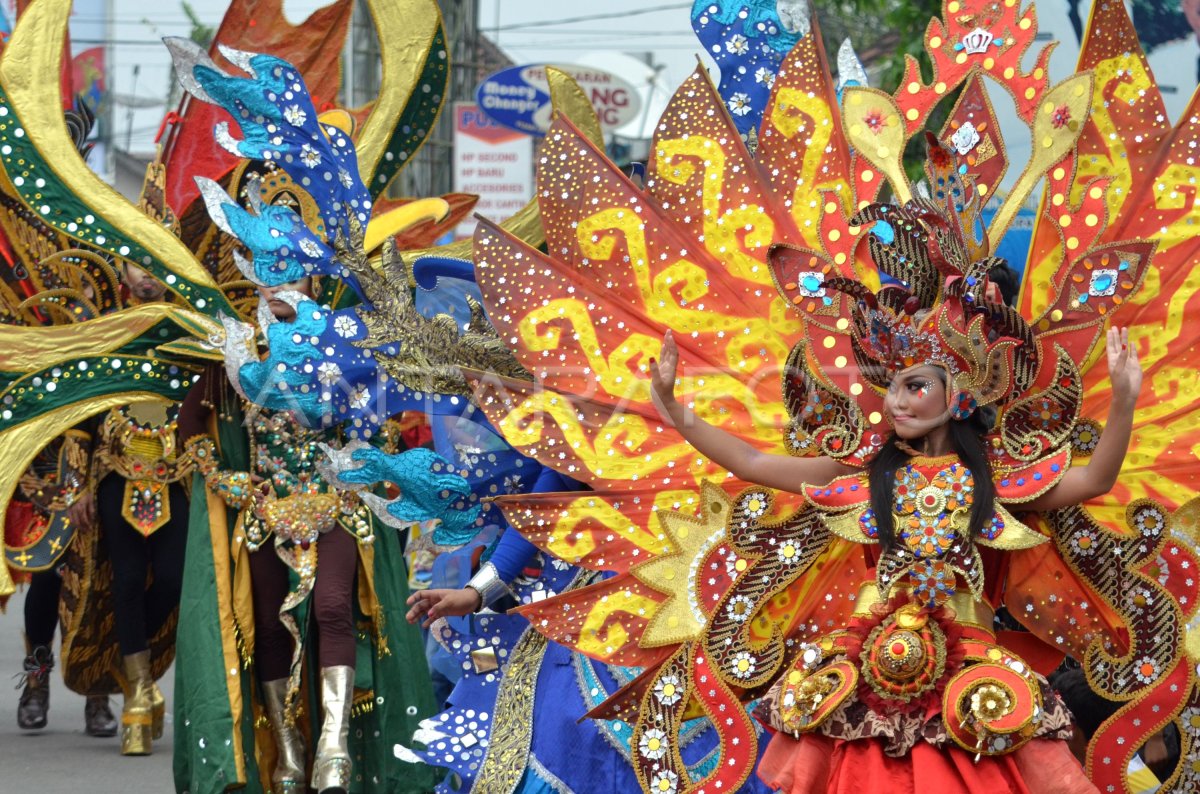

{"left": 23, "top": 568, "right": 62, "bottom": 649}
{"left": 248, "top": 526, "right": 358, "bottom": 681}
{"left": 98, "top": 473, "right": 188, "bottom": 656}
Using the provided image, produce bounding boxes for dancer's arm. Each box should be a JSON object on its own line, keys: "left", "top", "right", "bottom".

{"left": 177, "top": 363, "right": 219, "bottom": 445}
{"left": 179, "top": 365, "right": 257, "bottom": 509}
{"left": 63, "top": 420, "right": 98, "bottom": 528}
{"left": 405, "top": 528, "right": 531, "bottom": 628}
{"left": 34, "top": 428, "right": 90, "bottom": 528}
{"left": 1023, "top": 327, "right": 1142, "bottom": 512}
{"left": 406, "top": 466, "right": 576, "bottom": 627}
{"left": 650, "top": 331, "right": 853, "bottom": 494}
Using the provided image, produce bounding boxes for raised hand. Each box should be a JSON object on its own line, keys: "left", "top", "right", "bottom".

{"left": 1106, "top": 326, "right": 1142, "bottom": 407}
{"left": 1021, "top": 326, "right": 1144, "bottom": 511}
{"left": 648, "top": 330, "right": 681, "bottom": 427}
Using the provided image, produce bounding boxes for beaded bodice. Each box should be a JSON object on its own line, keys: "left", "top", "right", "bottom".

{"left": 873, "top": 459, "right": 988, "bottom": 608}
{"left": 246, "top": 407, "right": 329, "bottom": 499}
{"left": 237, "top": 404, "right": 376, "bottom": 551}
{"left": 806, "top": 455, "right": 1047, "bottom": 610}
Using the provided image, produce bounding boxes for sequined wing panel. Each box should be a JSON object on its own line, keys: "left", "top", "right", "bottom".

{"left": 1039, "top": 500, "right": 1200, "bottom": 793}
{"left": 1018, "top": 1, "right": 1200, "bottom": 534}
{"left": 0, "top": 0, "right": 235, "bottom": 316}
{"left": 471, "top": 71, "right": 885, "bottom": 792}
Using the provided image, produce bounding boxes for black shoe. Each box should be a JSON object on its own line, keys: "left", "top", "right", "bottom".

{"left": 84, "top": 695, "right": 118, "bottom": 737}
{"left": 16, "top": 646, "right": 53, "bottom": 731}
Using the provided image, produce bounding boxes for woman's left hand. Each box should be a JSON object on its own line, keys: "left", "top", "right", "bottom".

{"left": 1106, "top": 326, "right": 1142, "bottom": 407}
{"left": 1023, "top": 326, "right": 1143, "bottom": 512}
{"left": 405, "top": 588, "right": 481, "bottom": 627}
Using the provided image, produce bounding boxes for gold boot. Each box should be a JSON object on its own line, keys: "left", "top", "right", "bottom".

{"left": 311, "top": 666, "right": 353, "bottom": 794}
{"left": 120, "top": 650, "right": 154, "bottom": 755}
{"left": 151, "top": 682, "right": 165, "bottom": 740}
{"left": 262, "top": 679, "right": 307, "bottom": 791}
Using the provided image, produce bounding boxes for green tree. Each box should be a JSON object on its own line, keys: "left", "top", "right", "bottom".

{"left": 180, "top": 1, "right": 216, "bottom": 48}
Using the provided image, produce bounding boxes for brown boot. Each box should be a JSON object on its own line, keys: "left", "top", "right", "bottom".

{"left": 262, "top": 678, "right": 306, "bottom": 791}
{"left": 85, "top": 695, "right": 118, "bottom": 737}
{"left": 311, "top": 666, "right": 353, "bottom": 794}
{"left": 119, "top": 651, "right": 154, "bottom": 755}
{"left": 16, "top": 645, "right": 53, "bottom": 731}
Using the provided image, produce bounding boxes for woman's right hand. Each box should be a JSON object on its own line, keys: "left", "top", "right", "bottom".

{"left": 648, "top": 330, "right": 681, "bottom": 427}
{"left": 405, "top": 587, "right": 482, "bottom": 628}
{"left": 65, "top": 490, "right": 94, "bottom": 530}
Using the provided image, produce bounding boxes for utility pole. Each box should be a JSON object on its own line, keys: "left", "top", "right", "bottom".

{"left": 125, "top": 63, "right": 139, "bottom": 151}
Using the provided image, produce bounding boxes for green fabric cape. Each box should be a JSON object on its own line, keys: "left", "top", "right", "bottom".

{"left": 172, "top": 407, "right": 441, "bottom": 793}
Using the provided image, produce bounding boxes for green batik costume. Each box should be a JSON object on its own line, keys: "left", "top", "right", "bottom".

{"left": 174, "top": 382, "right": 442, "bottom": 794}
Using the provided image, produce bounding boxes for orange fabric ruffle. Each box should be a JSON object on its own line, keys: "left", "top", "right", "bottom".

{"left": 756, "top": 733, "right": 1098, "bottom": 794}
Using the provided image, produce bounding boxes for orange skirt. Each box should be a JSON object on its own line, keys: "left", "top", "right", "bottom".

{"left": 756, "top": 733, "right": 1098, "bottom": 794}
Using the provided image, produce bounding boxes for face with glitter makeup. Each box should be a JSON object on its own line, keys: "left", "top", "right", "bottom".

{"left": 883, "top": 364, "right": 951, "bottom": 440}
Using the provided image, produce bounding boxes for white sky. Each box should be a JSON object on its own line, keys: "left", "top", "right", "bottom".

{"left": 26, "top": 0, "right": 1199, "bottom": 162}
{"left": 106, "top": 0, "right": 333, "bottom": 151}
{"left": 476, "top": 1, "right": 707, "bottom": 90}
{"left": 94, "top": 0, "right": 707, "bottom": 153}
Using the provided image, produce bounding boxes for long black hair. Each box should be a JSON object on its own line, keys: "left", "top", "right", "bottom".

{"left": 867, "top": 401, "right": 996, "bottom": 555}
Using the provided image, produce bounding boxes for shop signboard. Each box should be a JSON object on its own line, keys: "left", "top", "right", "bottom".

{"left": 476, "top": 63, "right": 641, "bottom": 136}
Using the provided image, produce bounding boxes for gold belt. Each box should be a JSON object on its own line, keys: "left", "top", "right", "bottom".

{"left": 852, "top": 580, "right": 996, "bottom": 634}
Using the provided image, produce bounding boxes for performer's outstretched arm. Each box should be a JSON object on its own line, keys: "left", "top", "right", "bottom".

{"left": 1023, "top": 327, "right": 1142, "bottom": 512}
{"left": 650, "top": 330, "right": 854, "bottom": 493}
{"left": 406, "top": 466, "right": 577, "bottom": 628}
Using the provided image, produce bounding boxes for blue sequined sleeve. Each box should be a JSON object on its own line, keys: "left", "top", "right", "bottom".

{"left": 488, "top": 467, "right": 579, "bottom": 584}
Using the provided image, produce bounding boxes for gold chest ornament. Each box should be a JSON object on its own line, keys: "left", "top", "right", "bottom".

{"left": 97, "top": 402, "right": 192, "bottom": 536}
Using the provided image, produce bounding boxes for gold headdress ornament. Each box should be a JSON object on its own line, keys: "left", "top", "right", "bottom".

{"left": 818, "top": 136, "right": 1026, "bottom": 420}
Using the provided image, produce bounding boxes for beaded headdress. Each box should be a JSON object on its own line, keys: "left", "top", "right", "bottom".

{"left": 822, "top": 145, "right": 1024, "bottom": 421}
{"left": 767, "top": 65, "right": 1160, "bottom": 465}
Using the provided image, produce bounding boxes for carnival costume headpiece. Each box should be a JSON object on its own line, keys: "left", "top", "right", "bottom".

{"left": 770, "top": 93, "right": 1157, "bottom": 468}
{"left": 822, "top": 179, "right": 1023, "bottom": 421}
{"left": 147, "top": 36, "right": 530, "bottom": 441}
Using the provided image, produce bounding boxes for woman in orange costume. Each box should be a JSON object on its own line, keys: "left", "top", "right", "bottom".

{"left": 645, "top": 291, "right": 1140, "bottom": 792}
{"left": 458, "top": 1, "right": 1200, "bottom": 790}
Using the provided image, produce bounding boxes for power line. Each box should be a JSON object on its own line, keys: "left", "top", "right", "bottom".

{"left": 41, "top": 14, "right": 204, "bottom": 22}
{"left": 71, "top": 38, "right": 191, "bottom": 46}
{"left": 502, "top": 40, "right": 708, "bottom": 50}
{"left": 493, "top": 3, "right": 691, "bottom": 31}
{"left": 485, "top": 29, "right": 697, "bottom": 36}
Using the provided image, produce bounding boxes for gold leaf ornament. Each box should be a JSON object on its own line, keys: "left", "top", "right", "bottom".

{"left": 841, "top": 87, "right": 912, "bottom": 204}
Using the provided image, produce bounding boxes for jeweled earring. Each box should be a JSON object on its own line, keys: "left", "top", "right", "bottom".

{"left": 950, "top": 390, "right": 977, "bottom": 420}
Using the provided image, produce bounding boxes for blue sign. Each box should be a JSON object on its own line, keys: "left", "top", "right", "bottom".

{"left": 476, "top": 64, "right": 551, "bottom": 136}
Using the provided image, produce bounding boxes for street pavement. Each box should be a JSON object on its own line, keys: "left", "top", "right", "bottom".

{"left": 0, "top": 585, "right": 175, "bottom": 792}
